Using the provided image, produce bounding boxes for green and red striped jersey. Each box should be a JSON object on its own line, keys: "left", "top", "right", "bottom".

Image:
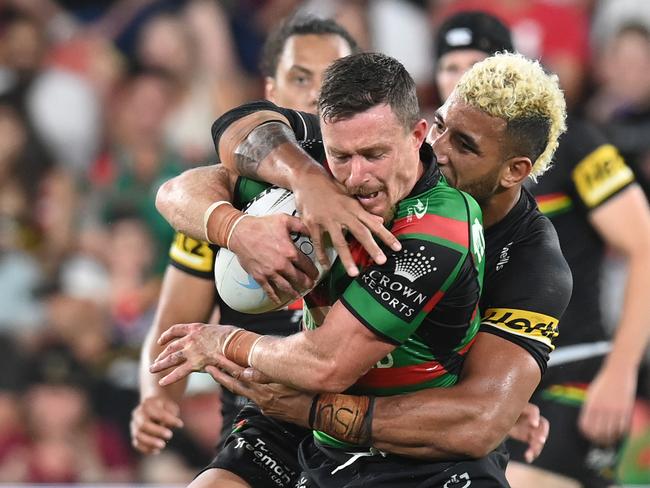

{"left": 218, "top": 101, "right": 485, "bottom": 450}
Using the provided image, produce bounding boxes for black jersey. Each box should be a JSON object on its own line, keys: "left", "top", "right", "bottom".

{"left": 479, "top": 188, "right": 572, "bottom": 373}
{"left": 527, "top": 116, "right": 635, "bottom": 347}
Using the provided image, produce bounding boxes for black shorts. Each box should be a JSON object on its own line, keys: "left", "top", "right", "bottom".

{"left": 508, "top": 355, "right": 622, "bottom": 487}
{"left": 217, "top": 389, "right": 249, "bottom": 449}
{"left": 203, "top": 402, "right": 310, "bottom": 488}
{"left": 296, "top": 438, "right": 511, "bottom": 488}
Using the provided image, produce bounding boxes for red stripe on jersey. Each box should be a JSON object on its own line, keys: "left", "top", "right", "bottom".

{"left": 349, "top": 240, "right": 374, "bottom": 268}
{"left": 287, "top": 299, "right": 303, "bottom": 310}
{"left": 535, "top": 192, "right": 566, "bottom": 203}
{"left": 392, "top": 214, "right": 468, "bottom": 247}
{"left": 355, "top": 359, "right": 448, "bottom": 389}
{"left": 471, "top": 304, "right": 479, "bottom": 320}
{"left": 355, "top": 336, "right": 476, "bottom": 389}
{"left": 423, "top": 290, "right": 444, "bottom": 313}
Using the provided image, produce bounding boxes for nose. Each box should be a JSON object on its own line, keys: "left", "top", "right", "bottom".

{"left": 308, "top": 86, "right": 319, "bottom": 111}
{"left": 430, "top": 130, "right": 450, "bottom": 166}
{"left": 346, "top": 155, "right": 370, "bottom": 188}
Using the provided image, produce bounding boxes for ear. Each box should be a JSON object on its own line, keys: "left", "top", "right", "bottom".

{"left": 264, "top": 77, "right": 276, "bottom": 103}
{"left": 411, "top": 118, "right": 429, "bottom": 148}
{"left": 501, "top": 156, "right": 532, "bottom": 188}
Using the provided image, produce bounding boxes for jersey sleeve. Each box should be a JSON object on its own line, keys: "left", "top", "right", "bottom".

{"left": 168, "top": 231, "right": 218, "bottom": 279}
{"left": 211, "top": 99, "right": 321, "bottom": 152}
{"left": 340, "top": 238, "right": 467, "bottom": 345}
{"left": 566, "top": 120, "right": 635, "bottom": 211}
{"left": 479, "top": 219, "right": 573, "bottom": 374}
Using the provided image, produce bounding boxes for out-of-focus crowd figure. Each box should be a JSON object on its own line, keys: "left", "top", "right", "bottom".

{"left": 1, "top": 0, "right": 649, "bottom": 484}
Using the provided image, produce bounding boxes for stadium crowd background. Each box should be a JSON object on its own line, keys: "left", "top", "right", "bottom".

{"left": 0, "top": 0, "right": 650, "bottom": 485}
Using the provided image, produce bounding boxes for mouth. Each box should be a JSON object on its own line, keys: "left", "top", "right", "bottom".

{"left": 353, "top": 190, "right": 387, "bottom": 216}
{"left": 356, "top": 191, "right": 380, "bottom": 202}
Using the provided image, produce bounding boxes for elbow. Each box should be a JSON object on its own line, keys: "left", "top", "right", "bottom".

{"left": 445, "top": 408, "right": 510, "bottom": 459}
{"left": 155, "top": 177, "right": 178, "bottom": 224}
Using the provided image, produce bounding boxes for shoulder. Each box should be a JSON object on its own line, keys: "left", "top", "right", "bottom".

{"left": 484, "top": 208, "right": 572, "bottom": 317}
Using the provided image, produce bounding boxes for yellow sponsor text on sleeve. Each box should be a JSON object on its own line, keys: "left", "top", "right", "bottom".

{"left": 572, "top": 144, "right": 635, "bottom": 208}
{"left": 169, "top": 232, "right": 215, "bottom": 273}
{"left": 481, "top": 308, "right": 559, "bottom": 349}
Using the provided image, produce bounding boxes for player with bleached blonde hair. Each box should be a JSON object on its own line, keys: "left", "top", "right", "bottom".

{"left": 434, "top": 51, "right": 566, "bottom": 206}
{"left": 454, "top": 52, "right": 566, "bottom": 180}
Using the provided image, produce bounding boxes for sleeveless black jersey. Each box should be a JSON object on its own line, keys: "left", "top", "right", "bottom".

{"left": 479, "top": 188, "right": 573, "bottom": 373}
{"left": 527, "top": 116, "right": 635, "bottom": 347}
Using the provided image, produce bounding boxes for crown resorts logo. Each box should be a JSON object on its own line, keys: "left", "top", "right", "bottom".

{"left": 394, "top": 246, "right": 437, "bottom": 282}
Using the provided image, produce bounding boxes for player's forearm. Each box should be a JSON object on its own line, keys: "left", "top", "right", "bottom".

{"left": 605, "top": 249, "right": 650, "bottom": 370}
{"left": 140, "top": 268, "right": 216, "bottom": 400}
{"left": 370, "top": 387, "right": 507, "bottom": 459}
{"left": 140, "top": 322, "right": 187, "bottom": 402}
{"left": 369, "top": 333, "right": 541, "bottom": 460}
{"left": 219, "top": 115, "right": 328, "bottom": 191}
{"left": 248, "top": 332, "right": 360, "bottom": 393}
{"left": 156, "top": 165, "right": 234, "bottom": 241}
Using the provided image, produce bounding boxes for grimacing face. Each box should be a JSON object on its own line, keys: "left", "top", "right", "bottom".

{"left": 266, "top": 34, "right": 353, "bottom": 114}
{"left": 323, "top": 104, "right": 428, "bottom": 221}
{"left": 436, "top": 49, "right": 489, "bottom": 102}
{"left": 428, "top": 94, "right": 509, "bottom": 203}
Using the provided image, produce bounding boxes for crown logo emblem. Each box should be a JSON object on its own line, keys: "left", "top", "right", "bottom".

{"left": 394, "top": 246, "right": 437, "bottom": 282}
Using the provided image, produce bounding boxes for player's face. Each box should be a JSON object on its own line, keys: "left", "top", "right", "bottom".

{"left": 323, "top": 104, "right": 428, "bottom": 221}
{"left": 266, "top": 34, "right": 352, "bottom": 114}
{"left": 436, "top": 49, "right": 489, "bottom": 102}
{"left": 429, "top": 94, "right": 509, "bottom": 203}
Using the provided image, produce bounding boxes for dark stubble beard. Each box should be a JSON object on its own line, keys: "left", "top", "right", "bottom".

{"left": 458, "top": 169, "right": 503, "bottom": 205}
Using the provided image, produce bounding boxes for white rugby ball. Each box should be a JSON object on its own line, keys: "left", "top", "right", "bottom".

{"left": 214, "top": 187, "right": 337, "bottom": 314}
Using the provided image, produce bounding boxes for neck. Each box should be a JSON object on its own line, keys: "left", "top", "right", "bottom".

{"left": 480, "top": 186, "right": 522, "bottom": 228}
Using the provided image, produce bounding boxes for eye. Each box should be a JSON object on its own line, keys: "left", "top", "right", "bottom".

{"left": 365, "top": 152, "right": 385, "bottom": 161}
{"left": 457, "top": 140, "right": 475, "bottom": 154}
{"left": 329, "top": 153, "right": 349, "bottom": 163}
{"left": 291, "top": 74, "right": 310, "bottom": 86}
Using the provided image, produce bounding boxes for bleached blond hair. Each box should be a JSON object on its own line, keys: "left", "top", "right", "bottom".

{"left": 454, "top": 52, "right": 567, "bottom": 179}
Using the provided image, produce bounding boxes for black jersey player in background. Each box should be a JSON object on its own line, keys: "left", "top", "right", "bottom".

{"left": 130, "top": 15, "right": 360, "bottom": 458}
{"left": 431, "top": 11, "right": 650, "bottom": 488}
{"left": 155, "top": 51, "right": 570, "bottom": 487}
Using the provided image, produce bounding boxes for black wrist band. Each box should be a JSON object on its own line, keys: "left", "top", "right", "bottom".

{"left": 362, "top": 396, "right": 376, "bottom": 443}
{"left": 308, "top": 394, "right": 321, "bottom": 428}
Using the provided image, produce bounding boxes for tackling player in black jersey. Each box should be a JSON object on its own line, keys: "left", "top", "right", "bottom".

{"left": 429, "top": 11, "right": 650, "bottom": 488}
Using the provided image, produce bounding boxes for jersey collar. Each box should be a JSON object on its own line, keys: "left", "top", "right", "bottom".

{"left": 406, "top": 142, "right": 441, "bottom": 199}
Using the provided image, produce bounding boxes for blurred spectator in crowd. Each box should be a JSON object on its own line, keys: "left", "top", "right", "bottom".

{"left": 433, "top": 0, "right": 590, "bottom": 106}
{"left": 0, "top": 97, "right": 73, "bottom": 265}
{"left": 591, "top": 0, "right": 650, "bottom": 52}
{"left": 0, "top": 95, "right": 75, "bottom": 335}
{"left": 136, "top": 0, "right": 251, "bottom": 163}
{"left": 106, "top": 214, "right": 158, "bottom": 346}
{"left": 95, "top": 68, "right": 184, "bottom": 274}
{"left": 0, "top": 11, "right": 102, "bottom": 177}
{"left": 587, "top": 22, "right": 650, "bottom": 198}
{"left": 21, "top": 342, "right": 134, "bottom": 483}
{"left": 0, "top": 334, "right": 30, "bottom": 482}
